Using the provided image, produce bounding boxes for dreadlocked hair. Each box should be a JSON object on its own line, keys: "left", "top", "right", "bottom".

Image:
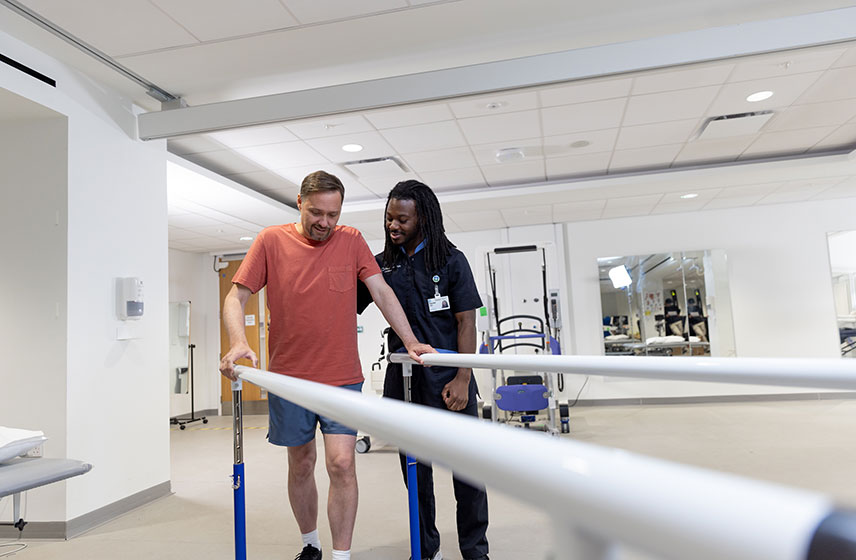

{"left": 381, "top": 180, "right": 456, "bottom": 272}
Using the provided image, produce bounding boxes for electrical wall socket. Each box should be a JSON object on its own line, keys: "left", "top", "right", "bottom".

{"left": 26, "top": 443, "right": 44, "bottom": 458}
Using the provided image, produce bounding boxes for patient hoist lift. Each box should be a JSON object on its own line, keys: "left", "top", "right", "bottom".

{"left": 478, "top": 244, "right": 569, "bottom": 435}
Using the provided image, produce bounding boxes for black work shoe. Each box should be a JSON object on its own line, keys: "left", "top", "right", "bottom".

{"left": 295, "top": 544, "right": 322, "bottom": 560}
{"left": 409, "top": 549, "right": 442, "bottom": 560}
{"left": 465, "top": 556, "right": 489, "bottom": 560}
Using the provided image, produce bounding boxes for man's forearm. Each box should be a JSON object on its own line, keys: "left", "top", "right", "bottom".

{"left": 223, "top": 293, "right": 249, "bottom": 347}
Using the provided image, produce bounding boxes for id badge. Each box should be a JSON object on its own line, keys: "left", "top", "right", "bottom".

{"left": 427, "top": 295, "right": 450, "bottom": 312}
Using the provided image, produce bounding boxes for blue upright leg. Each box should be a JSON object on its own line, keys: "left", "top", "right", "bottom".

{"left": 403, "top": 362, "right": 421, "bottom": 560}
{"left": 232, "top": 379, "right": 247, "bottom": 560}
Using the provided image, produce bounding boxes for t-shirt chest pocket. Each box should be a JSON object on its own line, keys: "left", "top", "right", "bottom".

{"left": 327, "top": 266, "right": 355, "bottom": 292}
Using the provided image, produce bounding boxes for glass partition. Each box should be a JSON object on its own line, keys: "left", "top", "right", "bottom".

{"left": 598, "top": 250, "right": 735, "bottom": 357}
{"left": 828, "top": 231, "right": 856, "bottom": 358}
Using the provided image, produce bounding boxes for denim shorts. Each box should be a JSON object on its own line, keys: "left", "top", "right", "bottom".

{"left": 267, "top": 382, "right": 363, "bottom": 447}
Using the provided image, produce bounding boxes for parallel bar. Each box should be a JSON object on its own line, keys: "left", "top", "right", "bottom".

{"left": 231, "top": 380, "right": 247, "bottom": 560}
{"left": 390, "top": 353, "right": 856, "bottom": 391}
{"left": 138, "top": 8, "right": 856, "bottom": 139}
{"left": 402, "top": 362, "right": 421, "bottom": 560}
{"left": 234, "top": 365, "right": 850, "bottom": 560}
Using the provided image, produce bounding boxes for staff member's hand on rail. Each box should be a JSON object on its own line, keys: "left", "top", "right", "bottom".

{"left": 363, "top": 273, "right": 436, "bottom": 363}
{"left": 219, "top": 284, "right": 258, "bottom": 381}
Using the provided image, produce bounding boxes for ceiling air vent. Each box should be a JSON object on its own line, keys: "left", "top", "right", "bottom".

{"left": 696, "top": 110, "right": 774, "bottom": 140}
{"left": 343, "top": 156, "right": 409, "bottom": 178}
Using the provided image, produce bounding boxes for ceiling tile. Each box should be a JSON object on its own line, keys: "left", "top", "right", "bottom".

{"left": 282, "top": 0, "right": 407, "bottom": 24}
{"left": 271, "top": 163, "right": 375, "bottom": 200}
{"left": 306, "top": 131, "right": 396, "bottom": 162}
{"left": 481, "top": 160, "right": 546, "bottom": 187}
{"left": 168, "top": 228, "right": 211, "bottom": 242}
{"left": 706, "top": 72, "right": 824, "bottom": 116}
{"left": 471, "top": 138, "right": 543, "bottom": 166}
{"left": 759, "top": 186, "right": 829, "bottom": 205}
{"left": 832, "top": 46, "right": 856, "bottom": 68}
{"left": 797, "top": 67, "right": 856, "bottom": 104}
{"left": 224, "top": 169, "right": 299, "bottom": 194}
{"left": 631, "top": 63, "right": 734, "bottom": 95}
{"left": 500, "top": 205, "right": 553, "bottom": 227}
{"left": 418, "top": 168, "right": 486, "bottom": 192}
{"left": 601, "top": 194, "right": 663, "bottom": 219}
{"left": 728, "top": 47, "right": 848, "bottom": 82}
{"left": 151, "top": 0, "right": 299, "bottom": 41}
{"left": 365, "top": 103, "right": 454, "bottom": 129}
{"left": 458, "top": 110, "right": 541, "bottom": 145}
{"left": 551, "top": 200, "right": 606, "bottom": 222}
{"left": 168, "top": 136, "right": 225, "bottom": 156}
{"left": 764, "top": 99, "right": 856, "bottom": 132}
{"left": 702, "top": 196, "right": 764, "bottom": 210}
{"left": 616, "top": 119, "right": 699, "bottom": 150}
{"left": 543, "top": 129, "right": 618, "bottom": 157}
{"left": 713, "top": 182, "right": 782, "bottom": 199}
{"left": 285, "top": 115, "right": 375, "bottom": 140}
{"left": 539, "top": 78, "right": 632, "bottom": 108}
{"left": 236, "top": 141, "right": 328, "bottom": 169}
{"left": 740, "top": 126, "right": 838, "bottom": 158}
{"left": 442, "top": 210, "right": 507, "bottom": 232}
{"left": 449, "top": 91, "right": 539, "bottom": 118}
{"left": 545, "top": 152, "right": 612, "bottom": 180}
{"left": 401, "top": 147, "right": 477, "bottom": 173}
{"left": 359, "top": 174, "right": 421, "bottom": 196}
{"left": 339, "top": 219, "right": 385, "bottom": 240}
{"left": 609, "top": 144, "right": 682, "bottom": 173}
{"left": 811, "top": 177, "right": 856, "bottom": 200}
{"left": 622, "top": 86, "right": 720, "bottom": 127}
{"left": 809, "top": 123, "right": 856, "bottom": 152}
{"left": 181, "top": 149, "right": 262, "bottom": 175}
{"left": 208, "top": 125, "right": 297, "bottom": 149}
{"left": 541, "top": 98, "right": 626, "bottom": 136}
{"left": 380, "top": 121, "right": 467, "bottom": 153}
{"left": 168, "top": 213, "right": 224, "bottom": 228}
{"left": 672, "top": 134, "right": 758, "bottom": 166}
{"left": 21, "top": 0, "right": 198, "bottom": 56}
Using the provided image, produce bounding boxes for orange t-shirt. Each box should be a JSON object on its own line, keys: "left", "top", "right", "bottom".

{"left": 232, "top": 223, "right": 381, "bottom": 386}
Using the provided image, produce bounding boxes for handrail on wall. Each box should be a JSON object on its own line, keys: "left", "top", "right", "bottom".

{"left": 234, "top": 355, "right": 856, "bottom": 560}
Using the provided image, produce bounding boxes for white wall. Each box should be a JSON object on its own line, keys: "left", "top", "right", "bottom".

{"left": 1, "top": 30, "right": 170, "bottom": 523}
{"left": 168, "top": 249, "right": 221, "bottom": 416}
{"left": 0, "top": 114, "right": 69, "bottom": 519}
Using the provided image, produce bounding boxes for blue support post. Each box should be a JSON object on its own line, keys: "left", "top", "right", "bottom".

{"left": 402, "top": 362, "right": 421, "bottom": 560}
{"left": 232, "top": 379, "right": 247, "bottom": 560}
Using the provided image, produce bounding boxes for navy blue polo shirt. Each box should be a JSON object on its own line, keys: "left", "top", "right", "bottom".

{"left": 358, "top": 244, "right": 482, "bottom": 407}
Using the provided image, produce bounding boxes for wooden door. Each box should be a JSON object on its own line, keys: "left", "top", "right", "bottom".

{"left": 219, "top": 260, "right": 266, "bottom": 404}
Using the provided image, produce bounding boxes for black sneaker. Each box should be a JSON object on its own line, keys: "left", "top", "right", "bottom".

{"left": 295, "top": 544, "right": 322, "bottom": 560}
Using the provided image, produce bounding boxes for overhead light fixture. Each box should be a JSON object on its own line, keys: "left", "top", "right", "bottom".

{"left": 608, "top": 265, "right": 632, "bottom": 289}
{"left": 495, "top": 147, "right": 525, "bottom": 163}
{"left": 746, "top": 90, "right": 773, "bottom": 102}
{"left": 680, "top": 193, "right": 699, "bottom": 199}
{"left": 342, "top": 144, "right": 363, "bottom": 153}
{"left": 239, "top": 236, "right": 253, "bottom": 241}
{"left": 570, "top": 140, "right": 591, "bottom": 149}
{"left": 485, "top": 101, "right": 507, "bottom": 110}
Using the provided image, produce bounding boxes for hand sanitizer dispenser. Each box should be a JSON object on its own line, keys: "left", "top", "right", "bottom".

{"left": 118, "top": 277, "right": 144, "bottom": 320}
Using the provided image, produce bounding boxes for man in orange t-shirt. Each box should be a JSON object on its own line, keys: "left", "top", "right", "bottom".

{"left": 220, "top": 171, "right": 433, "bottom": 560}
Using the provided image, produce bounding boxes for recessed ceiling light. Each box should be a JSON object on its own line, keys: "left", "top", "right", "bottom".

{"left": 342, "top": 144, "right": 363, "bottom": 153}
{"left": 746, "top": 90, "right": 773, "bottom": 102}
{"left": 680, "top": 193, "right": 699, "bottom": 199}
{"left": 570, "top": 140, "right": 591, "bottom": 149}
{"left": 240, "top": 236, "right": 253, "bottom": 241}
{"left": 485, "top": 101, "right": 507, "bottom": 110}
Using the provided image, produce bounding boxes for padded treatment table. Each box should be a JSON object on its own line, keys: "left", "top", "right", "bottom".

{"left": 1, "top": 457, "right": 92, "bottom": 531}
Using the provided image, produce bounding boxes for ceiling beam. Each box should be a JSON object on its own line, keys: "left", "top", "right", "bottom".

{"left": 138, "top": 7, "right": 856, "bottom": 141}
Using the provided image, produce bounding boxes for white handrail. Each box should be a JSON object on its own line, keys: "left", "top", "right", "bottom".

{"left": 235, "top": 364, "right": 852, "bottom": 560}
{"left": 389, "top": 353, "right": 856, "bottom": 391}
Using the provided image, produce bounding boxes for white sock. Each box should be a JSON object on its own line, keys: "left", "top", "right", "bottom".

{"left": 301, "top": 529, "right": 321, "bottom": 550}
{"left": 331, "top": 549, "right": 350, "bottom": 560}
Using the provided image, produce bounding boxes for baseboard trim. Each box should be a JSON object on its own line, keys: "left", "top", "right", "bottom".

{"left": 0, "top": 481, "right": 172, "bottom": 540}
{"left": 571, "top": 391, "right": 856, "bottom": 407}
